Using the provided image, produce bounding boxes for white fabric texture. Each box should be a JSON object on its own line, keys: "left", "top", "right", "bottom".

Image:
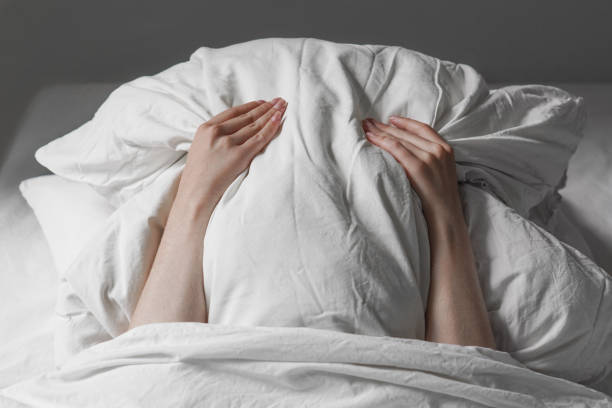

{"left": 24, "top": 38, "right": 611, "bottom": 395}
{"left": 2, "top": 324, "right": 611, "bottom": 407}
{"left": 0, "top": 189, "right": 56, "bottom": 389}
{"left": 459, "top": 185, "right": 612, "bottom": 388}
{"left": 19, "top": 175, "right": 116, "bottom": 367}
{"left": 35, "top": 39, "right": 584, "bottom": 218}
{"left": 19, "top": 175, "right": 116, "bottom": 274}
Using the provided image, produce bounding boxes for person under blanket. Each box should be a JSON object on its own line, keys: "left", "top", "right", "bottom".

{"left": 127, "top": 97, "right": 497, "bottom": 349}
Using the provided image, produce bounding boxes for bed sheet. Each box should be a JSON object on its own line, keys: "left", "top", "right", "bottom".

{"left": 0, "top": 81, "right": 610, "bottom": 390}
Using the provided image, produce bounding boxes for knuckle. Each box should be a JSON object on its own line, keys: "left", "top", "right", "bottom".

{"left": 245, "top": 112, "right": 257, "bottom": 123}
{"left": 197, "top": 123, "right": 209, "bottom": 134}
{"left": 397, "top": 150, "right": 411, "bottom": 163}
{"left": 207, "top": 124, "right": 221, "bottom": 136}
{"left": 257, "top": 114, "right": 271, "bottom": 126}
{"left": 256, "top": 131, "right": 268, "bottom": 141}
{"left": 388, "top": 139, "right": 402, "bottom": 150}
{"left": 431, "top": 144, "right": 445, "bottom": 158}
{"left": 413, "top": 160, "right": 427, "bottom": 175}
{"left": 422, "top": 152, "right": 435, "bottom": 165}
{"left": 248, "top": 121, "right": 259, "bottom": 130}
{"left": 219, "top": 136, "right": 233, "bottom": 148}
{"left": 415, "top": 121, "right": 432, "bottom": 133}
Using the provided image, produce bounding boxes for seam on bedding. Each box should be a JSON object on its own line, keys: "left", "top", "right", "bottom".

{"left": 431, "top": 59, "right": 443, "bottom": 127}
{"left": 364, "top": 47, "right": 400, "bottom": 118}
{"left": 362, "top": 45, "right": 379, "bottom": 105}
{"left": 289, "top": 38, "right": 315, "bottom": 325}
{"left": 55, "top": 310, "right": 93, "bottom": 319}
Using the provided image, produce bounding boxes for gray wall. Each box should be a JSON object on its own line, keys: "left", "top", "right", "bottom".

{"left": 2, "top": 0, "right": 612, "bottom": 164}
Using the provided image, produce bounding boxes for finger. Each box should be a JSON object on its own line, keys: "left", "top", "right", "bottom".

{"left": 219, "top": 97, "right": 284, "bottom": 134}
{"left": 365, "top": 118, "right": 439, "bottom": 154}
{"left": 388, "top": 116, "right": 450, "bottom": 149}
{"left": 363, "top": 120, "right": 430, "bottom": 161}
{"left": 206, "top": 100, "right": 266, "bottom": 126}
{"left": 230, "top": 99, "right": 287, "bottom": 144}
{"left": 365, "top": 130, "right": 422, "bottom": 185}
{"left": 240, "top": 109, "right": 284, "bottom": 158}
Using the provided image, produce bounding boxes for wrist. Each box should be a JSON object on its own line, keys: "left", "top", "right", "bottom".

{"left": 171, "top": 190, "right": 219, "bottom": 226}
{"left": 424, "top": 205, "right": 468, "bottom": 244}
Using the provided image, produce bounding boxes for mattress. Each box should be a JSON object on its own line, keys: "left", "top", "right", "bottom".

{"left": 0, "top": 81, "right": 610, "bottom": 389}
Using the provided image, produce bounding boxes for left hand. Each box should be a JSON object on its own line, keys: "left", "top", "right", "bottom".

{"left": 361, "top": 116, "right": 462, "bottom": 226}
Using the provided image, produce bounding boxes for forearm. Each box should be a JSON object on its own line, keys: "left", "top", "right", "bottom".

{"left": 360, "top": 115, "right": 495, "bottom": 348}
{"left": 424, "top": 211, "right": 496, "bottom": 349}
{"left": 128, "top": 196, "right": 215, "bottom": 330}
{"left": 128, "top": 98, "right": 286, "bottom": 331}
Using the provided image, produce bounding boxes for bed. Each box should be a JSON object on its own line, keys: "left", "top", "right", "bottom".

{"left": 1, "top": 67, "right": 611, "bottom": 404}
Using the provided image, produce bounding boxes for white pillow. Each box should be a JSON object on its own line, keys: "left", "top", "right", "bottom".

{"left": 34, "top": 38, "right": 584, "bottom": 223}
{"left": 53, "top": 166, "right": 612, "bottom": 386}
{"left": 19, "top": 175, "right": 116, "bottom": 274}
{"left": 19, "top": 175, "right": 116, "bottom": 367}
{"left": 460, "top": 184, "right": 612, "bottom": 386}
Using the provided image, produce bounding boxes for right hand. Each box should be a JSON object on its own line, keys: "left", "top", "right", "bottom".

{"left": 175, "top": 97, "right": 288, "bottom": 216}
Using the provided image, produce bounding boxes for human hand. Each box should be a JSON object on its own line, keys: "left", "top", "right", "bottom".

{"left": 362, "top": 116, "right": 462, "bottom": 227}
{"left": 175, "top": 97, "right": 287, "bottom": 217}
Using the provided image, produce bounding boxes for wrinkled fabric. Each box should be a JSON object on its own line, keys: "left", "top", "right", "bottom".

{"left": 36, "top": 38, "right": 585, "bottom": 217}
{"left": 2, "top": 324, "right": 611, "bottom": 407}
{"left": 28, "top": 38, "right": 612, "bottom": 396}
{"left": 459, "top": 185, "right": 612, "bottom": 388}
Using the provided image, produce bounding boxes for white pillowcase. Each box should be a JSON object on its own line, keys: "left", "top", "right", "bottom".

{"left": 19, "top": 175, "right": 116, "bottom": 366}
{"left": 34, "top": 39, "right": 584, "bottom": 225}
{"left": 460, "top": 184, "right": 612, "bottom": 386}
{"left": 19, "top": 175, "right": 116, "bottom": 274}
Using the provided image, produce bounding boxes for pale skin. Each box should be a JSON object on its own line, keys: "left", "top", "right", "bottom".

{"left": 362, "top": 117, "right": 496, "bottom": 348}
{"left": 128, "top": 99, "right": 497, "bottom": 350}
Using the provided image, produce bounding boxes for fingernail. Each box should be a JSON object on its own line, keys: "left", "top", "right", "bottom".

{"left": 271, "top": 111, "right": 282, "bottom": 122}
{"left": 273, "top": 98, "right": 284, "bottom": 109}
{"left": 363, "top": 119, "right": 372, "bottom": 130}
{"left": 257, "top": 99, "right": 266, "bottom": 104}
{"left": 366, "top": 131, "right": 376, "bottom": 139}
{"left": 389, "top": 116, "right": 399, "bottom": 122}
{"left": 269, "top": 97, "right": 281, "bottom": 105}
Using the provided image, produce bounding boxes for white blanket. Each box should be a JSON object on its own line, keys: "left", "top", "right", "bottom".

{"left": 19, "top": 38, "right": 612, "bottom": 401}
{"left": 1, "top": 324, "right": 610, "bottom": 407}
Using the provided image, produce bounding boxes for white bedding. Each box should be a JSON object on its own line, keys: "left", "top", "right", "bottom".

{"left": 0, "top": 190, "right": 56, "bottom": 389}
{"left": 0, "top": 84, "right": 117, "bottom": 389}
{"left": 1, "top": 39, "right": 612, "bottom": 404}
{"left": 2, "top": 323, "right": 610, "bottom": 407}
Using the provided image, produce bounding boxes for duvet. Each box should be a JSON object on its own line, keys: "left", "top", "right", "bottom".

{"left": 1, "top": 324, "right": 610, "bottom": 407}
{"left": 4, "top": 38, "right": 611, "bottom": 404}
